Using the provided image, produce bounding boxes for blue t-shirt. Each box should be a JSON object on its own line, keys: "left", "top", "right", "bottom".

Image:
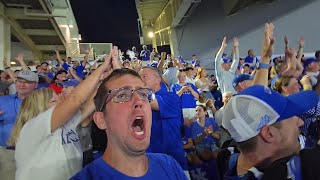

{"left": 171, "top": 83, "right": 198, "bottom": 108}
{"left": 181, "top": 125, "right": 193, "bottom": 154}
{"left": 0, "top": 94, "right": 22, "bottom": 147}
{"left": 190, "top": 118, "right": 220, "bottom": 145}
{"left": 191, "top": 60, "right": 200, "bottom": 67}
{"left": 62, "top": 62, "right": 85, "bottom": 79}
{"left": 244, "top": 56, "right": 254, "bottom": 64}
{"left": 140, "top": 50, "right": 151, "bottom": 61}
{"left": 71, "top": 153, "right": 187, "bottom": 180}
{"left": 147, "top": 83, "right": 188, "bottom": 170}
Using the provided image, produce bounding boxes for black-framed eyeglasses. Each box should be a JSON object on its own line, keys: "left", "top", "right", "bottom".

{"left": 98, "top": 87, "right": 155, "bottom": 112}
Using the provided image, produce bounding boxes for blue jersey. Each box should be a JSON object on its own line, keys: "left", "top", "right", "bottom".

{"left": 191, "top": 118, "right": 220, "bottom": 145}
{"left": 140, "top": 50, "right": 151, "bottom": 61}
{"left": 171, "top": 83, "right": 198, "bottom": 108}
{"left": 71, "top": 153, "right": 187, "bottom": 180}
{"left": 62, "top": 62, "right": 85, "bottom": 79}
{"left": 147, "top": 83, "right": 187, "bottom": 170}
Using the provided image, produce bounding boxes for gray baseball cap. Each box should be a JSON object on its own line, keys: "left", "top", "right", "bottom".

{"left": 17, "top": 70, "right": 39, "bottom": 82}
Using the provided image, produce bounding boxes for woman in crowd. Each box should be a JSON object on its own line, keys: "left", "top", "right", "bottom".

{"left": 195, "top": 67, "right": 214, "bottom": 100}
{"left": 271, "top": 75, "right": 320, "bottom": 147}
{"left": 190, "top": 105, "right": 220, "bottom": 162}
{"left": 171, "top": 69, "right": 199, "bottom": 126}
{"left": 8, "top": 49, "right": 118, "bottom": 180}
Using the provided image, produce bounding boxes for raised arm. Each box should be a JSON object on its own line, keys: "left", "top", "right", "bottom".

{"left": 51, "top": 48, "right": 115, "bottom": 132}
{"left": 15, "top": 53, "right": 28, "bottom": 71}
{"left": 81, "top": 49, "right": 90, "bottom": 67}
{"left": 230, "top": 37, "right": 240, "bottom": 73}
{"left": 68, "top": 68, "right": 83, "bottom": 82}
{"left": 55, "top": 49, "right": 65, "bottom": 65}
{"left": 157, "top": 52, "right": 166, "bottom": 73}
{"left": 214, "top": 37, "right": 227, "bottom": 77}
{"left": 293, "top": 37, "right": 305, "bottom": 77}
{"left": 252, "top": 23, "right": 275, "bottom": 86}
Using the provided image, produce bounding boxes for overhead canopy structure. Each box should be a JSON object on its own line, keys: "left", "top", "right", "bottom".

{"left": 136, "top": 0, "right": 274, "bottom": 48}
{"left": 0, "top": 0, "right": 80, "bottom": 66}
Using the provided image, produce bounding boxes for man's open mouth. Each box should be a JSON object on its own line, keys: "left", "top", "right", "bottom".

{"left": 132, "top": 116, "right": 145, "bottom": 136}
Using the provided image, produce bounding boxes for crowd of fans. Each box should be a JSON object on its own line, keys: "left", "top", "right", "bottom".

{"left": 1, "top": 23, "right": 320, "bottom": 179}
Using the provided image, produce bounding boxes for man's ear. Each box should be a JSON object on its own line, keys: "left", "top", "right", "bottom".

{"left": 259, "top": 125, "right": 277, "bottom": 144}
{"left": 93, "top": 112, "right": 107, "bottom": 130}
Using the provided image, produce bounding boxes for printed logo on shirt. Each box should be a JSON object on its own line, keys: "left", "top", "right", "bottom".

{"left": 61, "top": 129, "right": 80, "bottom": 145}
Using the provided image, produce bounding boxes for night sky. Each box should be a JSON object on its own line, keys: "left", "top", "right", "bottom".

{"left": 70, "top": 0, "right": 140, "bottom": 52}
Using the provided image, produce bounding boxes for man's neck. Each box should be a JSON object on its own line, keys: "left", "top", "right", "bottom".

{"left": 102, "top": 145, "right": 148, "bottom": 177}
{"left": 237, "top": 151, "right": 273, "bottom": 176}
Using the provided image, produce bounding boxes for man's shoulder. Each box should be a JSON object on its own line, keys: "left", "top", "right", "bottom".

{"left": 71, "top": 158, "right": 109, "bottom": 179}
{"left": 0, "top": 94, "right": 17, "bottom": 101}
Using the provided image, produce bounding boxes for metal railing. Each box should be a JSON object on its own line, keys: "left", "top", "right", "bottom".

{"left": 66, "top": 43, "right": 113, "bottom": 60}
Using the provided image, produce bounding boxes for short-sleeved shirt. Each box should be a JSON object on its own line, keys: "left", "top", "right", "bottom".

{"left": 147, "top": 83, "right": 187, "bottom": 170}
{"left": 15, "top": 107, "right": 82, "bottom": 180}
{"left": 0, "top": 94, "right": 22, "bottom": 147}
{"left": 62, "top": 62, "right": 85, "bottom": 79}
{"left": 191, "top": 118, "right": 220, "bottom": 145}
{"left": 171, "top": 83, "right": 198, "bottom": 109}
{"left": 71, "top": 153, "right": 187, "bottom": 180}
{"left": 140, "top": 50, "right": 151, "bottom": 61}
{"left": 49, "top": 83, "right": 63, "bottom": 94}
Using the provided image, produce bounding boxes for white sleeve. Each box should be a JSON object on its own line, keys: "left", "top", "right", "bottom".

{"left": 18, "top": 107, "right": 55, "bottom": 149}
{"left": 230, "top": 53, "right": 240, "bottom": 74}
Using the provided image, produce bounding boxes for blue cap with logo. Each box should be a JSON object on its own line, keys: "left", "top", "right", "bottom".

{"left": 222, "top": 85, "right": 318, "bottom": 142}
{"left": 232, "top": 74, "right": 254, "bottom": 88}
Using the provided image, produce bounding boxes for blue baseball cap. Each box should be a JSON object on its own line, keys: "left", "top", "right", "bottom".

{"left": 222, "top": 85, "right": 318, "bottom": 142}
{"left": 232, "top": 74, "right": 254, "bottom": 88}
{"left": 303, "top": 58, "right": 318, "bottom": 68}
{"left": 223, "top": 58, "right": 232, "bottom": 64}
{"left": 60, "top": 79, "right": 80, "bottom": 87}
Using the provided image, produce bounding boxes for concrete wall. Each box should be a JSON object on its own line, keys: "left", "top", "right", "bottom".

{"left": 176, "top": 0, "right": 320, "bottom": 72}
{"left": 11, "top": 42, "right": 35, "bottom": 62}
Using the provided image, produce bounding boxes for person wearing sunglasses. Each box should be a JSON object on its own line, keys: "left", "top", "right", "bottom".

{"left": 72, "top": 68, "right": 187, "bottom": 179}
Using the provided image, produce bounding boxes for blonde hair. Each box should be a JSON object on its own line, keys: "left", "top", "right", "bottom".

{"left": 196, "top": 67, "right": 205, "bottom": 79}
{"left": 8, "top": 88, "right": 54, "bottom": 147}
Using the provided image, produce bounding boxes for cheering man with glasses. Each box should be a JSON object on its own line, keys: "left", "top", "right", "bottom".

{"left": 0, "top": 70, "right": 38, "bottom": 147}
{"left": 72, "top": 68, "right": 187, "bottom": 179}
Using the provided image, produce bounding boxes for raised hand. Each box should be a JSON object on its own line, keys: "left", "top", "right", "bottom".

{"left": 233, "top": 37, "right": 239, "bottom": 47}
{"left": 261, "top": 23, "right": 275, "bottom": 59}
{"left": 15, "top": 53, "right": 24, "bottom": 62}
{"left": 111, "top": 46, "right": 121, "bottom": 69}
{"left": 161, "top": 52, "right": 167, "bottom": 60}
{"left": 222, "top": 36, "right": 227, "bottom": 48}
{"left": 299, "top": 37, "right": 305, "bottom": 47}
{"left": 284, "top": 35, "right": 289, "bottom": 48}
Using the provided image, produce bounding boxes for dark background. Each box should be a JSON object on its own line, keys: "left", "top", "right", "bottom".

{"left": 70, "top": 0, "right": 171, "bottom": 55}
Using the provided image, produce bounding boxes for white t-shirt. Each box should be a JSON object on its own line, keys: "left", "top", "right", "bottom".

{"left": 195, "top": 78, "right": 210, "bottom": 91}
{"left": 15, "top": 107, "right": 83, "bottom": 180}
